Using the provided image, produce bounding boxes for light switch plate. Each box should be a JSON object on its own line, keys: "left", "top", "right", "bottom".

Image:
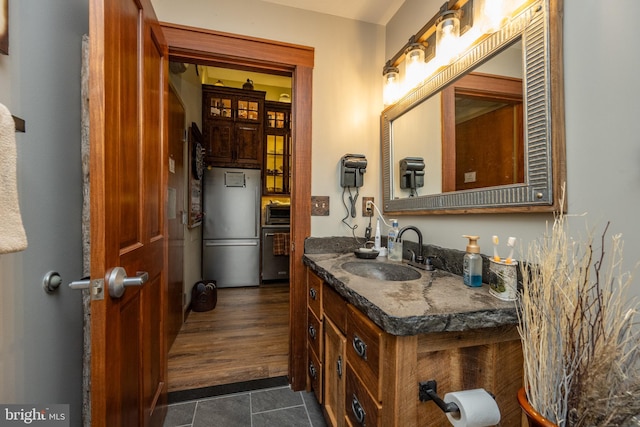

{"left": 311, "top": 196, "right": 330, "bottom": 216}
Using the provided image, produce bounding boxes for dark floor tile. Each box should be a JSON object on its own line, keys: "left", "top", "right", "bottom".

{"left": 163, "top": 401, "right": 196, "bottom": 427}
{"left": 192, "top": 394, "right": 251, "bottom": 427}
{"left": 252, "top": 406, "right": 311, "bottom": 427}
{"left": 251, "top": 386, "right": 303, "bottom": 413}
{"left": 301, "top": 391, "right": 327, "bottom": 427}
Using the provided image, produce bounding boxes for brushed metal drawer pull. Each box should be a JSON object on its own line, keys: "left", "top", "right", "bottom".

{"left": 309, "top": 287, "right": 317, "bottom": 300}
{"left": 309, "top": 361, "right": 317, "bottom": 380}
{"left": 337, "top": 355, "right": 343, "bottom": 378}
{"left": 351, "top": 394, "right": 366, "bottom": 425}
{"left": 352, "top": 335, "right": 367, "bottom": 360}
{"left": 308, "top": 324, "right": 317, "bottom": 340}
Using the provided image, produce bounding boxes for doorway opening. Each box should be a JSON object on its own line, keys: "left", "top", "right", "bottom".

{"left": 161, "top": 22, "right": 313, "bottom": 395}
{"left": 168, "top": 62, "right": 292, "bottom": 394}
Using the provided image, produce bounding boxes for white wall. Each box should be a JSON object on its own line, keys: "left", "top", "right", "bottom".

{"left": 152, "top": 0, "right": 385, "bottom": 238}
{"left": 155, "top": 0, "right": 640, "bottom": 302}
{"left": 0, "top": 0, "right": 87, "bottom": 424}
{"left": 385, "top": 0, "right": 640, "bottom": 301}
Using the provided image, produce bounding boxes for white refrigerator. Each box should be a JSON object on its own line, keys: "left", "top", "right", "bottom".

{"left": 202, "top": 167, "right": 261, "bottom": 287}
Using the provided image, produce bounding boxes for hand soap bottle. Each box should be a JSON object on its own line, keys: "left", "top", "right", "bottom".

{"left": 462, "top": 235, "right": 482, "bottom": 287}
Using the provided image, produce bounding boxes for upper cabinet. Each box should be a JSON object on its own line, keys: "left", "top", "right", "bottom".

{"left": 202, "top": 85, "right": 266, "bottom": 169}
{"left": 264, "top": 101, "right": 292, "bottom": 195}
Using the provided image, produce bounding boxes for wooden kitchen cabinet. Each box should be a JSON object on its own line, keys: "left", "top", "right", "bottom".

{"left": 306, "top": 268, "right": 524, "bottom": 427}
{"left": 264, "top": 101, "right": 292, "bottom": 194}
{"left": 202, "top": 85, "right": 266, "bottom": 168}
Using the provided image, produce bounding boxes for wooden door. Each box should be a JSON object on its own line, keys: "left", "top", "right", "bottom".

{"left": 89, "top": 0, "right": 168, "bottom": 425}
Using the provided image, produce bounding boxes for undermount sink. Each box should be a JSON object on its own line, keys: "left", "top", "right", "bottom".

{"left": 341, "top": 261, "right": 421, "bottom": 282}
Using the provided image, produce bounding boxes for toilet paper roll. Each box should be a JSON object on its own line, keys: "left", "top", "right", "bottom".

{"left": 443, "top": 389, "right": 501, "bottom": 427}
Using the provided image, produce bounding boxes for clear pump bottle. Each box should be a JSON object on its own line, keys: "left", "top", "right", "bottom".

{"left": 388, "top": 220, "right": 403, "bottom": 261}
{"left": 462, "top": 235, "right": 482, "bottom": 287}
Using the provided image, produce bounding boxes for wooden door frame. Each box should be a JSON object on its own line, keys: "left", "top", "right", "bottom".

{"left": 160, "top": 22, "right": 313, "bottom": 391}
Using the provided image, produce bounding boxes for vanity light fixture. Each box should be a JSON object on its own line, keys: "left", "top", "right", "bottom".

{"left": 381, "top": 0, "right": 532, "bottom": 107}
{"left": 435, "top": 9, "right": 461, "bottom": 66}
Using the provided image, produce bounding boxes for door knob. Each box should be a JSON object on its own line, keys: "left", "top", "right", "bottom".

{"left": 107, "top": 267, "right": 149, "bottom": 298}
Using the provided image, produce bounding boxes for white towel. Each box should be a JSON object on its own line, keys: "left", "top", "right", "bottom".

{"left": 0, "top": 103, "right": 28, "bottom": 254}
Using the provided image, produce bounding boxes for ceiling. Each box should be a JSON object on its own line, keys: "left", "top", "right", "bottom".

{"left": 261, "top": 0, "right": 406, "bottom": 25}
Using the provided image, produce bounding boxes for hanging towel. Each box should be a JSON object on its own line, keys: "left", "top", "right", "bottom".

{"left": 0, "top": 103, "right": 28, "bottom": 254}
{"left": 272, "top": 233, "right": 290, "bottom": 256}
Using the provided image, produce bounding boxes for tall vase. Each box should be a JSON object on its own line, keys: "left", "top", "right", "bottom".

{"left": 517, "top": 388, "right": 558, "bottom": 427}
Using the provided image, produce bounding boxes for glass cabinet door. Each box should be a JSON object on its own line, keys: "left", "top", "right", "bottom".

{"left": 208, "top": 95, "right": 232, "bottom": 118}
{"left": 264, "top": 102, "right": 291, "bottom": 195}
{"left": 265, "top": 134, "right": 285, "bottom": 193}
{"left": 238, "top": 99, "right": 260, "bottom": 121}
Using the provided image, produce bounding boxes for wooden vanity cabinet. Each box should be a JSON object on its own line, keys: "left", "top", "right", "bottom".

{"left": 305, "top": 268, "right": 524, "bottom": 427}
{"left": 201, "top": 85, "right": 266, "bottom": 168}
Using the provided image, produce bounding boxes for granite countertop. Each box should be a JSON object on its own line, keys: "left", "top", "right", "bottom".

{"left": 303, "top": 252, "right": 519, "bottom": 336}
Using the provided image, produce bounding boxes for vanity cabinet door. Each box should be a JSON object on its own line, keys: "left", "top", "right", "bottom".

{"left": 346, "top": 305, "right": 385, "bottom": 402}
{"left": 345, "top": 365, "right": 381, "bottom": 427}
{"left": 324, "top": 317, "right": 346, "bottom": 427}
{"left": 308, "top": 343, "right": 323, "bottom": 404}
{"left": 307, "top": 270, "right": 323, "bottom": 318}
{"left": 307, "top": 308, "right": 323, "bottom": 360}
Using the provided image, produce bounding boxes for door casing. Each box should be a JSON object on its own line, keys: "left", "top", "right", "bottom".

{"left": 160, "top": 22, "right": 314, "bottom": 391}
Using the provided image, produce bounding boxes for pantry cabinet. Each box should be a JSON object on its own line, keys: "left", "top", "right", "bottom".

{"left": 201, "top": 85, "right": 266, "bottom": 168}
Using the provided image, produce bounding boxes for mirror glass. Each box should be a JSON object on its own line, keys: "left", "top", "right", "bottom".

{"left": 382, "top": 1, "right": 565, "bottom": 214}
{"left": 390, "top": 40, "right": 523, "bottom": 199}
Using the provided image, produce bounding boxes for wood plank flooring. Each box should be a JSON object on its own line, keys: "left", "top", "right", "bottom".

{"left": 168, "top": 283, "right": 290, "bottom": 392}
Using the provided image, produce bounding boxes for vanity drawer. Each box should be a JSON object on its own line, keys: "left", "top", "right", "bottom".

{"left": 323, "top": 283, "right": 347, "bottom": 334}
{"left": 308, "top": 270, "right": 323, "bottom": 318}
{"left": 345, "top": 364, "right": 381, "bottom": 427}
{"left": 307, "top": 308, "right": 323, "bottom": 358}
{"left": 346, "top": 305, "right": 384, "bottom": 402}
{"left": 308, "top": 343, "right": 323, "bottom": 404}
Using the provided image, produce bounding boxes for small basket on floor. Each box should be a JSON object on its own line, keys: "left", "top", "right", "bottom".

{"left": 191, "top": 280, "right": 217, "bottom": 312}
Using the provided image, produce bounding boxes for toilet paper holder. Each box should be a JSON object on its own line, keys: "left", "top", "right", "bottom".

{"left": 419, "top": 380, "right": 460, "bottom": 414}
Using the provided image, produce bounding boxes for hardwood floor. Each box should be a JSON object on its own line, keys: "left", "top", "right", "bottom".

{"left": 168, "top": 283, "right": 290, "bottom": 392}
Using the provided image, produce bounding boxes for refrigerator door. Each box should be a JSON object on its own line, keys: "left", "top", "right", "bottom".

{"left": 203, "top": 239, "right": 260, "bottom": 287}
{"left": 203, "top": 168, "right": 261, "bottom": 240}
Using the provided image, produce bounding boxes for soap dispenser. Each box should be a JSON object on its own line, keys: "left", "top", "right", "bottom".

{"left": 462, "top": 235, "right": 482, "bottom": 287}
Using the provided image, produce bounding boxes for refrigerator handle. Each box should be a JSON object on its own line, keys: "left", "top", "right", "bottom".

{"left": 255, "top": 186, "right": 259, "bottom": 237}
{"left": 204, "top": 241, "right": 259, "bottom": 247}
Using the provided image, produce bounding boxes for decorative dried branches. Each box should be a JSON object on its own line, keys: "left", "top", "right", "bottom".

{"left": 517, "top": 207, "right": 640, "bottom": 426}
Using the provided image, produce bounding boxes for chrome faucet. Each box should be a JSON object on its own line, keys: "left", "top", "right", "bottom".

{"left": 398, "top": 225, "right": 424, "bottom": 266}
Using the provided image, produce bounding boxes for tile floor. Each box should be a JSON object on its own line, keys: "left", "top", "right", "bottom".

{"left": 163, "top": 386, "right": 327, "bottom": 427}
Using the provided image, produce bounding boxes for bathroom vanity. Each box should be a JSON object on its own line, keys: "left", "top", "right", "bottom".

{"left": 303, "top": 252, "right": 523, "bottom": 426}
